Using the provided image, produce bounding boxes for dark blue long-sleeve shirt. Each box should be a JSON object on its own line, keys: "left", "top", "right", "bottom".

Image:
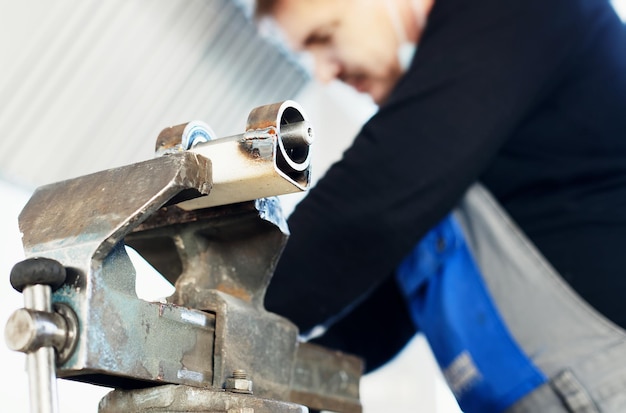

{"left": 265, "top": 0, "right": 626, "bottom": 371}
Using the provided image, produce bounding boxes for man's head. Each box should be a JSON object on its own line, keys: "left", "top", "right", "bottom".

{"left": 256, "top": 0, "right": 433, "bottom": 104}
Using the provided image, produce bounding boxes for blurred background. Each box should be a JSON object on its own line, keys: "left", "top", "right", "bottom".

{"left": 1, "top": 0, "right": 624, "bottom": 411}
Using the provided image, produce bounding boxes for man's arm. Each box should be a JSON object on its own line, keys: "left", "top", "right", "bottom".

{"left": 310, "top": 274, "right": 417, "bottom": 373}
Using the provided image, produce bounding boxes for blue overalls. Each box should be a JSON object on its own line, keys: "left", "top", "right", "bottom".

{"left": 395, "top": 214, "right": 547, "bottom": 413}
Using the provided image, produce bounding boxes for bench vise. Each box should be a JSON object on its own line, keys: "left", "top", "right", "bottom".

{"left": 5, "top": 101, "right": 363, "bottom": 413}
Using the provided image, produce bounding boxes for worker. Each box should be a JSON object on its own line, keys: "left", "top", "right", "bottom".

{"left": 255, "top": 0, "right": 626, "bottom": 411}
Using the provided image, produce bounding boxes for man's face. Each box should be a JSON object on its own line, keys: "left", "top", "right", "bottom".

{"left": 272, "top": 0, "right": 405, "bottom": 104}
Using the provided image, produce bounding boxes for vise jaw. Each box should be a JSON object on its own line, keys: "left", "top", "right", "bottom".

{"left": 5, "top": 101, "right": 363, "bottom": 413}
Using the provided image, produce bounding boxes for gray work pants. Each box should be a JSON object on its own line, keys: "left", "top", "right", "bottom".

{"left": 454, "top": 184, "right": 626, "bottom": 413}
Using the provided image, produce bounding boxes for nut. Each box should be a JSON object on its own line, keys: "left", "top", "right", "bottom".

{"left": 225, "top": 377, "right": 253, "bottom": 394}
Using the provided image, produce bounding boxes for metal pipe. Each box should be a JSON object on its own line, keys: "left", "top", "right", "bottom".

{"left": 170, "top": 100, "right": 314, "bottom": 210}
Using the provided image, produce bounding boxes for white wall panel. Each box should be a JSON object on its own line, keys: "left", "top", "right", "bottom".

{"left": 0, "top": 0, "right": 307, "bottom": 189}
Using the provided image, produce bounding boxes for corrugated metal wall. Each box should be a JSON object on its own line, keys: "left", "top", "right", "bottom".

{"left": 0, "top": 0, "right": 308, "bottom": 189}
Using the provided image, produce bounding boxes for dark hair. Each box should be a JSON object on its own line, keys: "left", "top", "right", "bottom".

{"left": 255, "top": 0, "right": 278, "bottom": 18}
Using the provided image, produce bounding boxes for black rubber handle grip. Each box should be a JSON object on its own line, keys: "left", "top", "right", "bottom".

{"left": 10, "top": 257, "right": 67, "bottom": 292}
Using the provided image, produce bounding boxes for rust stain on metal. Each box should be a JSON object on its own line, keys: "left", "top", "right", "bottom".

{"left": 215, "top": 283, "right": 252, "bottom": 302}
{"left": 247, "top": 120, "right": 276, "bottom": 130}
{"left": 155, "top": 123, "right": 187, "bottom": 153}
{"left": 132, "top": 202, "right": 257, "bottom": 232}
{"left": 158, "top": 303, "right": 165, "bottom": 317}
{"left": 245, "top": 101, "right": 284, "bottom": 131}
{"left": 238, "top": 133, "right": 274, "bottom": 161}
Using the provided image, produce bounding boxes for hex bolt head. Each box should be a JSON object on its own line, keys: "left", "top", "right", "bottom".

{"left": 225, "top": 370, "right": 253, "bottom": 394}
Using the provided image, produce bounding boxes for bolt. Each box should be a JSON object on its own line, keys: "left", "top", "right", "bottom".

{"left": 225, "top": 369, "right": 253, "bottom": 394}
{"left": 232, "top": 369, "right": 248, "bottom": 380}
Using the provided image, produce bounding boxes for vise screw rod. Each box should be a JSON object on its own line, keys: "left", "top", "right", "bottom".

{"left": 25, "top": 284, "right": 59, "bottom": 413}
{"left": 5, "top": 258, "right": 68, "bottom": 413}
